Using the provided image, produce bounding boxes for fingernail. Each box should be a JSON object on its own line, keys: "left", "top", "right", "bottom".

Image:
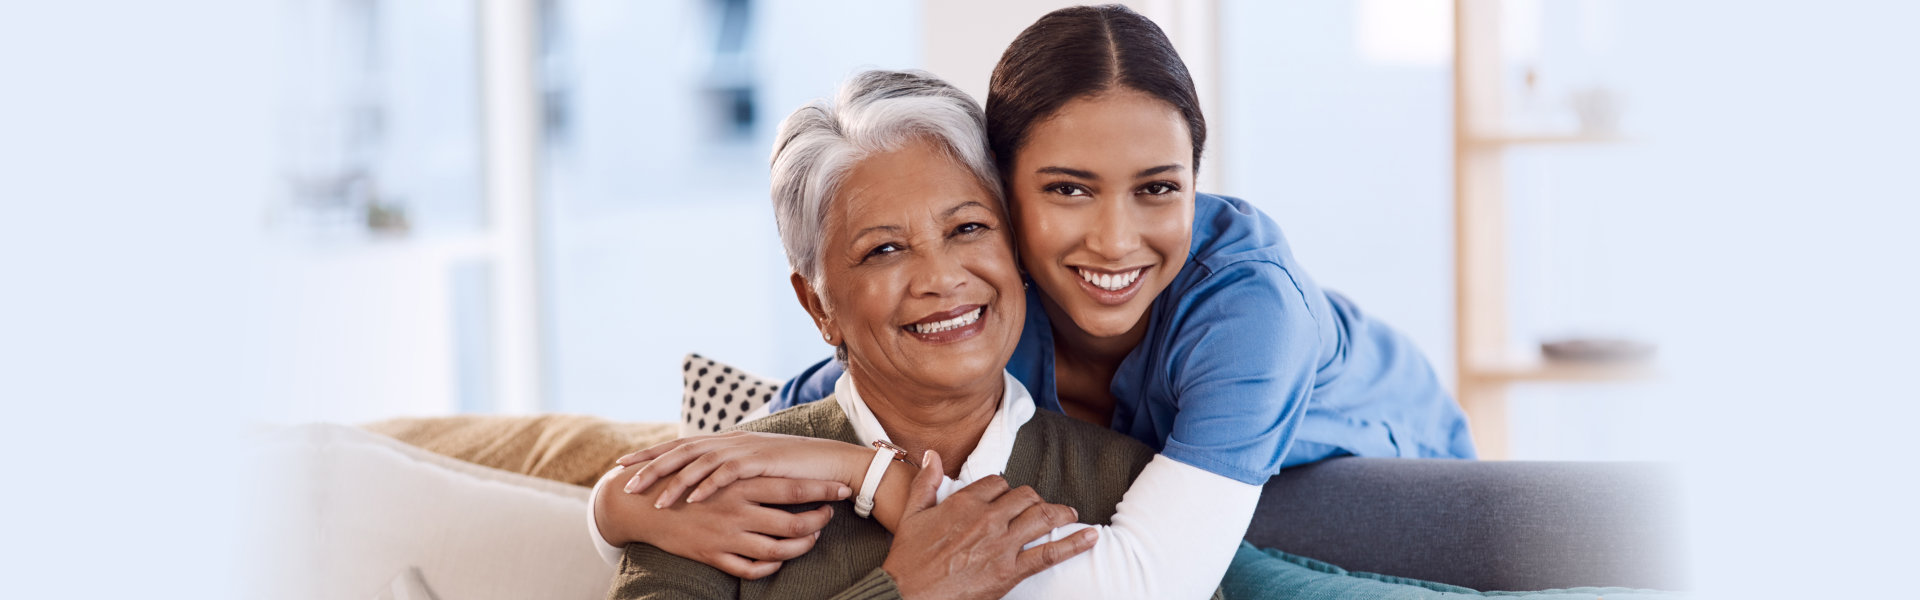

{"left": 623, "top": 479, "right": 638, "bottom": 494}
{"left": 837, "top": 485, "right": 852, "bottom": 498}
{"left": 1070, "top": 507, "right": 1079, "bottom": 520}
{"left": 920, "top": 450, "right": 932, "bottom": 468}
{"left": 654, "top": 498, "right": 669, "bottom": 509}
{"left": 813, "top": 531, "right": 821, "bottom": 540}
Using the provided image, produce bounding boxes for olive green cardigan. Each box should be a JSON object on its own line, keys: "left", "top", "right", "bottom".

{"left": 606, "top": 395, "right": 1178, "bottom": 600}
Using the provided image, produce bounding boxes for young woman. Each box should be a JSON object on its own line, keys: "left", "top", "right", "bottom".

{"left": 601, "top": 5, "right": 1474, "bottom": 597}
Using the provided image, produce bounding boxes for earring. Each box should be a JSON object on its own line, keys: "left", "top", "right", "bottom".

{"left": 823, "top": 332, "right": 833, "bottom": 342}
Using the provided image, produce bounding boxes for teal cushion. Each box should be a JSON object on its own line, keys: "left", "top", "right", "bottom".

{"left": 1224, "top": 542, "right": 1683, "bottom": 600}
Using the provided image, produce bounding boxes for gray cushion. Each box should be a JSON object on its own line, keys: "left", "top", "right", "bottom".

{"left": 1243, "top": 457, "right": 1685, "bottom": 592}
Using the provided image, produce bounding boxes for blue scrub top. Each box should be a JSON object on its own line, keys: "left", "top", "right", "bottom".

{"left": 774, "top": 193, "right": 1476, "bottom": 484}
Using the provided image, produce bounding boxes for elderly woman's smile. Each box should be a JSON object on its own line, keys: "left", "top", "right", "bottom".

{"left": 903, "top": 304, "right": 984, "bottom": 339}
{"left": 800, "top": 135, "right": 1025, "bottom": 396}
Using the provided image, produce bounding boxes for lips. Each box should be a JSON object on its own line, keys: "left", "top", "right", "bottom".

{"left": 901, "top": 304, "right": 989, "bottom": 344}
{"left": 1070, "top": 266, "right": 1149, "bottom": 306}
{"left": 905, "top": 306, "right": 984, "bottom": 334}
{"left": 1074, "top": 266, "right": 1144, "bottom": 291}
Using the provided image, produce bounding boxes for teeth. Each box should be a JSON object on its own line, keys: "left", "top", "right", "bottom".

{"left": 1077, "top": 267, "right": 1142, "bottom": 291}
{"left": 908, "top": 307, "right": 983, "bottom": 334}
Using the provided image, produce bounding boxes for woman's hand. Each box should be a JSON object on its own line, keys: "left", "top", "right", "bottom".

{"left": 881, "top": 451, "right": 1099, "bottom": 600}
{"left": 617, "top": 431, "right": 872, "bottom": 509}
{"left": 594, "top": 461, "right": 851, "bottom": 579}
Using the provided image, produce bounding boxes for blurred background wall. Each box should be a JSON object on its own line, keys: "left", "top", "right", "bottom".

{"left": 2, "top": 0, "right": 1916, "bottom": 597}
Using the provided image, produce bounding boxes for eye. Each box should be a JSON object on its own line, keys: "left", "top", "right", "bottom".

{"left": 1045, "top": 183, "right": 1091, "bottom": 198}
{"left": 953, "top": 222, "right": 990, "bottom": 236}
{"left": 1140, "top": 181, "right": 1180, "bottom": 196}
{"left": 864, "top": 242, "right": 903, "bottom": 260}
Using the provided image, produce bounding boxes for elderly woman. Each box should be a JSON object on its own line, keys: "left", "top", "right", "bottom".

{"left": 590, "top": 71, "right": 1204, "bottom": 599}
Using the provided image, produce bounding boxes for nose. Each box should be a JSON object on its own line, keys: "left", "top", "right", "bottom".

{"left": 907, "top": 244, "right": 970, "bottom": 298}
{"left": 1085, "top": 199, "right": 1142, "bottom": 261}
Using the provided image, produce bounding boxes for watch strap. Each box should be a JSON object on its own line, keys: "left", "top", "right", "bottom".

{"left": 854, "top": 446, "right": 892, "bottom": 518}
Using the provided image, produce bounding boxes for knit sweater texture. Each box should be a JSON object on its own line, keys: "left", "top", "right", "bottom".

{"left": 606, "top": 394, "right": 1168, "bottom": 600}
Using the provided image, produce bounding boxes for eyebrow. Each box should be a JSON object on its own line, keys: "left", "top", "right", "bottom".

{"left": 1135, "top": 164, "right": 1187, "bottom": 178}
{"left": 851, "top": 224, "right": 901, "bottom": 241}
{"left": 1034, "top": 164, "right": 1188, "bottom": 179}
{"left": 848, "top": 201, "right": 988, "bottom": 244}
{"left": 943, "top": 200, "right": 989, "bottom": 217}
{"left": 1035, "top": 166, "right": 1095, "bottom": 179}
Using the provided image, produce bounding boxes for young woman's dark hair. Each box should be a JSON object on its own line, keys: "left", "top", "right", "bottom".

{"left": 986, "top": 4, "right": 1207, "bottom": 177}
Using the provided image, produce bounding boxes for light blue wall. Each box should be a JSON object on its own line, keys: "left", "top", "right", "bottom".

{"left": 1217, "top": 1, "right": 1458, "bottom": 392}
{"left": 541, "top": 0, "right": 922, "bottom": 422}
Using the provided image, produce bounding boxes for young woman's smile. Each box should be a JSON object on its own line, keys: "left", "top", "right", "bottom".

{"left": 1010, "top": 88, "right": 1196, "bottom": 340}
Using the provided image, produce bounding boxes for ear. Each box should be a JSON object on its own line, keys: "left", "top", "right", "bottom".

{"left": 790, "top": 271, "right": 841, "bottom": 345}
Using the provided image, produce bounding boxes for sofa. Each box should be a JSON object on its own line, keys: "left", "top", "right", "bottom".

{"left": 243, "top": 419, "right": 1683, "bottom": 600}
{"left": 1243, "top": 457, "right": 1684, "bottom": 592}
{"left": 245, "top": 355, "right": 1683, "bottom": 598}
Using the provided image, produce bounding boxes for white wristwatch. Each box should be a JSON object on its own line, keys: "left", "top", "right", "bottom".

{"left": 854, "top": 440, "right": 911, "bottom": 518}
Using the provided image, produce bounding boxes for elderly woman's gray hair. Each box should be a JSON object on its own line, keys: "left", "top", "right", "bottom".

{"left": 769, "top": 70, "right": 1004, "bottom": 290}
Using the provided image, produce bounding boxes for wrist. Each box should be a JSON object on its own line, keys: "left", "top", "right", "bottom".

{"left": 838, "top": 442, "right": 876, "bottom": 489}
{"left": 593, "top": 469, "right": 633, "bottom": 546}
{"left": 594, "top": 466, "right": 661, "bottom": 547}
{"left": 879, "top": 559, "right": 920, "bottom": 599}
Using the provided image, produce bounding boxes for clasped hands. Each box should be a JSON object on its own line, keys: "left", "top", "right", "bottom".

{"left": 597, "top": 431, "right": 1096, "bottom": 599}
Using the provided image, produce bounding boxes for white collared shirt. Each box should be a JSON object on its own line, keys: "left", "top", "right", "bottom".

{"left": 832, "top": 370, "right": 1034, "bottom": 503}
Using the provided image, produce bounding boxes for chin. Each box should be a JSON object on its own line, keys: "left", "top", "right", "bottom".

{"left": 1071, "top": 307, "right": 1146, "bottom": 339}
{"left": 912, "top": 356, "right": 1002, "bottom": 390}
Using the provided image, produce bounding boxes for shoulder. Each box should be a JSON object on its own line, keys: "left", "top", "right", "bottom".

{"left": 1012, "top": 411, "right": 1157, "bottom": 522}
{"left": 774, "top": 357, "right": 841, "bottom": 409}
{"left": 1159, "top": 257, "right": 1322, "bottom": 357}
{"left": 729, "top": 395, "right": 850, "bottom": 440}
{"left": 609, "top": 543, "right": 738, "bottom": 599}
{"left": 1025, "top": 409, "right": 1154, "bottom": 454}
{"left": 1186, "top": 193, "right": 1299, "bottom": 269}
{"left": 1172, "top": 195, "right": 1320, "bottom": 321}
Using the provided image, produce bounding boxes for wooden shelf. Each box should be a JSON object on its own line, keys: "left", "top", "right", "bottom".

{"left": 1451, "top": 0, "right": 1650, "bottom": 460}
{"left": 1463, "top": 359, "right": 1654, "bottom": 383}
{"left": 1462, "top": 131, "right": 1628, "bottom": 147}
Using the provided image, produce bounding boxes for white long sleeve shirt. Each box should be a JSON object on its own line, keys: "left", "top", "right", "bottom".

{"left": 588, "top": 371, "right": 1260, "bottom": 599}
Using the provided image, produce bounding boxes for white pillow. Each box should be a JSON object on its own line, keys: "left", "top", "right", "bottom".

{"left": 242, "top": 423, "right": 615, "bottom": 600}
{"left": 680, "top": 353, "right": 781, "bottom": 436}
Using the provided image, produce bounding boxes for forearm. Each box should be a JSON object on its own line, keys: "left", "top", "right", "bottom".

{"left": 590, "top": 466, "right": 641, "bottom": 564}
{"left": 1011, "top": 455, "right": 1261, "bottom": 600}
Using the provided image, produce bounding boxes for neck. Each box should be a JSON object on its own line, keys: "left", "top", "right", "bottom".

{"left": 1039, "top": 292, "right": 1150, "bottom": 369}
{"left": 848, "top": 367, "right": 1001, "bottom": 479}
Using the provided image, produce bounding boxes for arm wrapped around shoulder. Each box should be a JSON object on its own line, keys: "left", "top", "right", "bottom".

{"left": 1006, "top": 411, "right": 1257, "bottom": 600}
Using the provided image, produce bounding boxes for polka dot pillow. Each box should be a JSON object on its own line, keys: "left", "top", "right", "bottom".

{"left": 680, "top": 353, "right": 782, "bottom": 437}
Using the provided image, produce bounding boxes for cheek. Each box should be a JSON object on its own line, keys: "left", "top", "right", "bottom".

{"left": 831, "top": 273, "right": 900, "bottom": 334}
{"left": 959, "top": 238, "right": 1021, "bottom": 290}
{"left": 1013, "top": 201, "right": 1075, "bottom": 258}
{"left": 1150, "top": 200, "right": 1196, "bottom": 261}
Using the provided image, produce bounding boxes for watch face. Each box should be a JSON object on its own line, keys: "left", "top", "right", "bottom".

{"left": 873, "top": 440, "right": 911, "bottom": 463}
